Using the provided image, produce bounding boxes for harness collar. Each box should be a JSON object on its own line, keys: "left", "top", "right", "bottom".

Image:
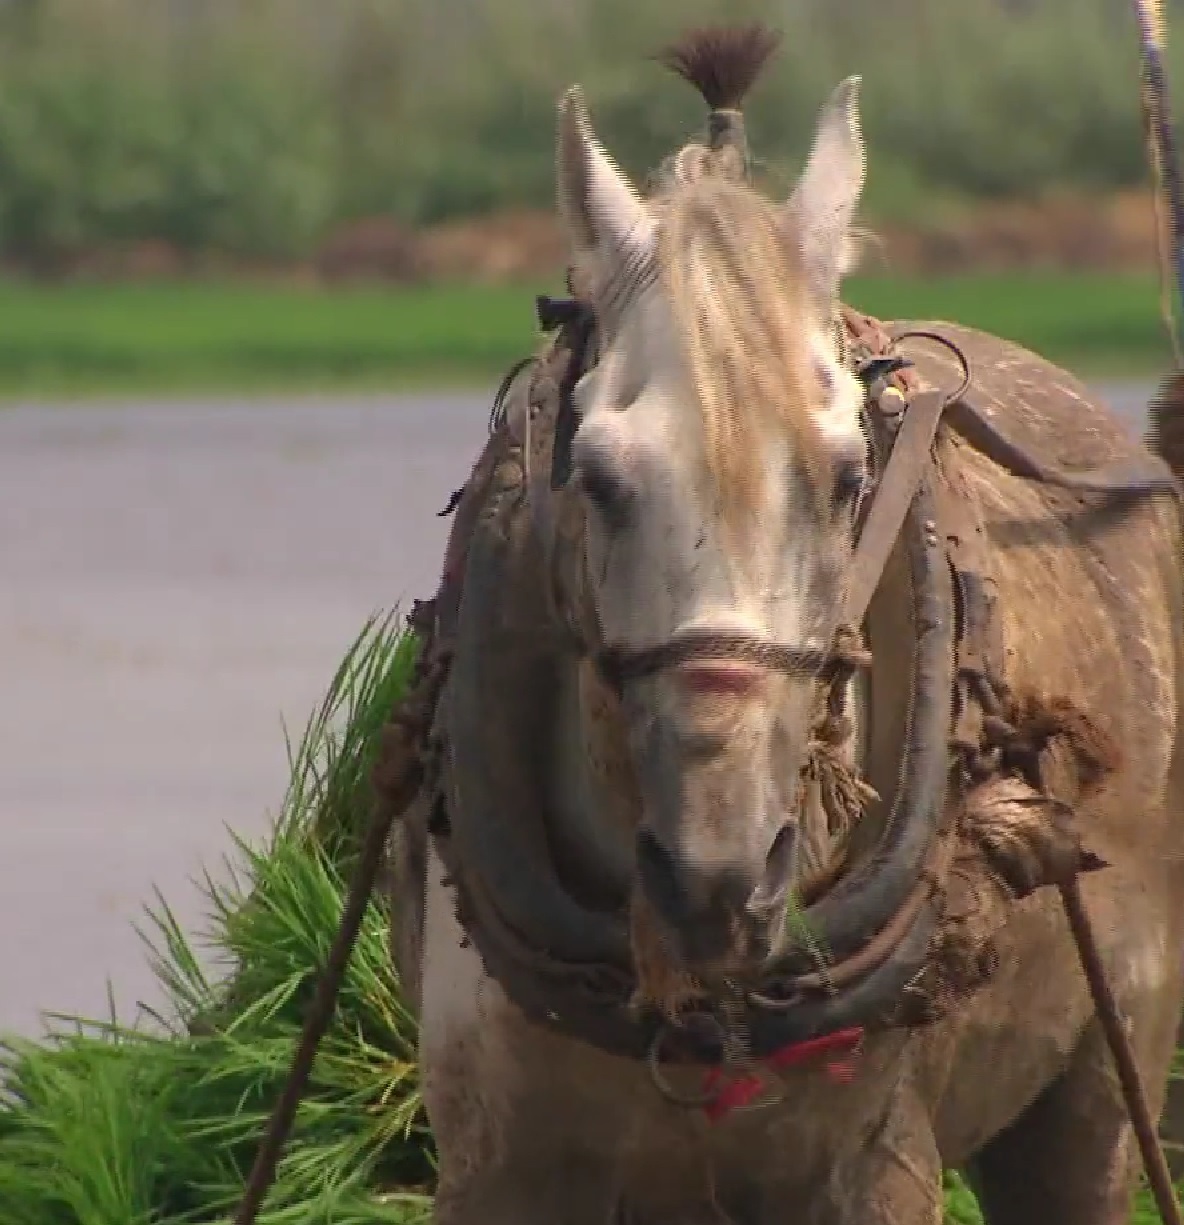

{"left": 427, "top": 298, "right": 1177, "bottom": 1099}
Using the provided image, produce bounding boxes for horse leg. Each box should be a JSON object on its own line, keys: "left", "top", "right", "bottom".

{"left": 808, "top": 1087, "right": 945, "bottom": 1225}
{"left": 419, "top": 846, "right": 621, "bottom": 1225}
{"left": 433, "top": 1156, "right": 618, "bottom": 1225}
{"left": 970, "top": 1003, "right": 1180, "bottom": 1225}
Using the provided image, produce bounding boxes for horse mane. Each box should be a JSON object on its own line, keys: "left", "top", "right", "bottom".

{"left": 654, "top": 22, "right": 782, "bottom": 111}
{"left": 657, "top": 175, "right": 827, "bottom": 521}
{"left": 613, "top": 24, "right": 825, "bottom": 522}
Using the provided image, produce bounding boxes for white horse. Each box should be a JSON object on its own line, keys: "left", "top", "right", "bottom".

{"left": 386, "top": 28, "right": 1184, "bottom": 1225}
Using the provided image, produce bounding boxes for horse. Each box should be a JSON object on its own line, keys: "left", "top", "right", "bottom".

{"left": 380, "top": 25, "right": 1184, "bottom": 1225}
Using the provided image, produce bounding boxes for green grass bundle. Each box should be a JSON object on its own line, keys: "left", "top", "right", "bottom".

{"left": 0, "top": 611, "right": 1174, "bottom": 1222}
{"left": 0, "top": 614, "right": 429, "bottom": 1224}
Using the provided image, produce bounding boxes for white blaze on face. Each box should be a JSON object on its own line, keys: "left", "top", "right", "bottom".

{"left": 572, "top": 295, "right": 866, "bottom": 661}
{"left": 572, "top": 311, "right": 759, "bottom": 650}
{"left": 553, "top": 75, "right": 869, "bottom": 660}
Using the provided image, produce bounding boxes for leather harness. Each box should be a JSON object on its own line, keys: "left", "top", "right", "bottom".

{"left": 228, "top": 300, "right": 1184, "bottom": 1225}
{"left": 420, "top": 297, "right": 1182, "bottom": 1079}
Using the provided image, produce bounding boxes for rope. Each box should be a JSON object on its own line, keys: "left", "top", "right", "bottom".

{"left": 1059, "top": 26, "right": 1184, "bottom": 1217}
{"left": 1133, "top": 0, "right": 1184, "bottom": 364}
{"left": 1059, "top": 875, "right": 1183, "bottom": 1225}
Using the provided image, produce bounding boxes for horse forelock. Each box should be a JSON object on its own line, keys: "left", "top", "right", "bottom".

{"left": 652, "top": 168, "right": 829, "bottom": 521}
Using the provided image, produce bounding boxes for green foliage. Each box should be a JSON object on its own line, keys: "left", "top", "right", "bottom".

{"left": 0, "top": 612, "right": 431, "bottom": 1224}
{"left": 0, "top": 609, "right": 1177, "bottom": 1222}
{"left": 0, "top": 0, "right": 337, "bottom": 263}
{"left": 0, "top": 0, "right": 1175, "bottom": 263}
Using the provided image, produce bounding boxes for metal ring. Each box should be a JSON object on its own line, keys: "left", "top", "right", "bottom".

{"left": 891, "top": 329, "right": 973, "bottom": 407}
{"left": 646, "top": 1018, "right": 726, "bottom": 1109}
{"left": 744, "top": 984, "right": 800, "bottom": 1013}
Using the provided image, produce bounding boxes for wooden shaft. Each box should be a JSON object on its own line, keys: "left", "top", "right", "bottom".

{"left": 1059, "top": 874, "right": 1182, "bottom": 1225}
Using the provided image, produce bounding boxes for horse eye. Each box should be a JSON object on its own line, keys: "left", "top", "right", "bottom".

{"left": 579, "top": 453, "right": 634, "bottom": 526}
{"left": 815, "top": 360, "right": 836, "bottom": 397}
{"left": 834, "top": 458, "right": 865, "bottom": 506}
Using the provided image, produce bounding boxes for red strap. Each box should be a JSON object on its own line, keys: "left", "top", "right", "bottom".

{"left": 765, "top": 1026, "right": 864, "bottom": 1072}
{"left": 701, "top": 1067, "right": 764, "bottom": 1123}
{"left": 701, "top": 1027, "right": 864, "bottom": 1124}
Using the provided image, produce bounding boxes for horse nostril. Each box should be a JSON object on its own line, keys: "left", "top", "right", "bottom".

{"left": 747, "top": 824, "right": 798, "bottom": 916}
{"left": 636, "top": 828, "right": 686, "bottom": 923}
{"left": 636, "top": 829, "right": 767, "bottom": 928}
{"left": 677, "top": 661, "right": 766, "bottom": 697}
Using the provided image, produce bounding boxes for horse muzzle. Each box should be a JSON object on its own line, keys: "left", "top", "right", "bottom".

{"left": 634, "top": 821, "right": 798, "bottom": 975}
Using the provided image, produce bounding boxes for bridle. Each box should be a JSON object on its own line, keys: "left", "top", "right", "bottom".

{"left": 520, "top": 296, "right": 964, "bottom": 708}
{"left": 595, "top": 627, "right": 871, "bottom": 698}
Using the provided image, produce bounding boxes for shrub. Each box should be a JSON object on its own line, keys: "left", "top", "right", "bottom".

{"left": 0, "top": 0, "right": 1175, "bottom": 265}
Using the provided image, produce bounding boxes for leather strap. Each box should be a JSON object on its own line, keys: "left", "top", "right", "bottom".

{"left": 843, "top": 388, "right": 950, "bottom": 626}
{"left": 946, "top": 394, "right": 1181, "bottom": 500}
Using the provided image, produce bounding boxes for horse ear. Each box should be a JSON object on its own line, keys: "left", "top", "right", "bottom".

{"left": 785, "top": 76, "right": 867, "bottom": 305}
{"left": 556, "top": 86, "right": 655, "bottom": 291}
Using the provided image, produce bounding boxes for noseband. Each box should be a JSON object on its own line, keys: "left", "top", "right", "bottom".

{"left": 595, "top": 627, "right": 872, "bottom": 699}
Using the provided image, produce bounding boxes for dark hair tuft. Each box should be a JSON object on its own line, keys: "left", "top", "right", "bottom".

{"left": 654, "top": 23, "right": 783, "bottom": 111}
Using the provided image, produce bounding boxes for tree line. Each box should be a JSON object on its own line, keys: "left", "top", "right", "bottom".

{"left": 0, "top": 0, "right": 1173, "bottom": 265}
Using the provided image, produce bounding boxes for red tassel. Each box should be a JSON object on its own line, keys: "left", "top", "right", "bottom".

{"left": 702, "top": 1070, "right": 764, "bottom": 1123}
{"left": 765, "top": 1026, "right": 863, "bottom": 1073}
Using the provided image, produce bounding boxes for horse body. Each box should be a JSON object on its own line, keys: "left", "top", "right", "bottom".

{"left": 396, "top": 320, "right": 1184, "bottom": 1225}
{"left": 384, "top": 29, "right": 1184, "bottom": 1225}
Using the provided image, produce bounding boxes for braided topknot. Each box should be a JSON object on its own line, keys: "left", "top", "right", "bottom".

{"left": 653, "top": 23, "right": 782, "bottom": 183}
{"left": 654, "top": 23, "right": 783, "bottom": 111}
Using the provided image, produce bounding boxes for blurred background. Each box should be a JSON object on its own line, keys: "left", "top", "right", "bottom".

{"left": 0, "top": 0, "right": 1172, "bottom": 383}
{"left": 0, "top": 0, "right": 1168, "bottom": 266}
{"left": 0, "top": 0, "right": 1180, "bottom": 1038}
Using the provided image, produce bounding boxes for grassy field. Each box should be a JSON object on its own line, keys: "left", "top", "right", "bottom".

{"left": 0, "top": 617, "right": 1176, "bottom": 1224}
{"left": 0, "top": 270, "right": 1171, "bottom": 400}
